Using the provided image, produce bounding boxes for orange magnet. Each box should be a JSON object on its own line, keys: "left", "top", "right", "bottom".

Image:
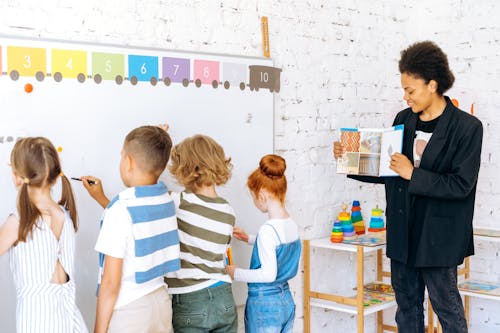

{"left": 57, "top": 146, "right": 63, "bottom": 153}
{"left": 24, "top": 83, "right": 33, "bottom": 93}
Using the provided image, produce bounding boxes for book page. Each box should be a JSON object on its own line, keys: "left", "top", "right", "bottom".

{"left": 379, "top": 126, "right": 404, "bottom": 176}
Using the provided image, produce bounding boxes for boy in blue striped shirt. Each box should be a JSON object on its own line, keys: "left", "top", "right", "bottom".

{"left": 81, "top": 126, "right": 180, "bottom": 333}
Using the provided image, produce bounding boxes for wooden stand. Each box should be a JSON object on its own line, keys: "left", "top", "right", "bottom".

{"left": 303, "top": 238, "right": 397, "bottom": 333}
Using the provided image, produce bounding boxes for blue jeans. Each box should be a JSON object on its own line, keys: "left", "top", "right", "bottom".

{"left": 391, "top": 260, "right": 468, "bottom": 333}
{"left": 171, "top": 283, "right": 237, "bottom": 333}
{"left": 245, "top": 284, "right": 295, "bottom": 333}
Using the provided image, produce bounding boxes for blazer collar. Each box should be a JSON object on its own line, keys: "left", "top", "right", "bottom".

{"left": 416, "top": 96, "right": 454, "bottom": 170}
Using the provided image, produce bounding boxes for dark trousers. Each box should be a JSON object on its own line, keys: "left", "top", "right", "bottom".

{"left": 390, "top": 260, "right": 468, "bottom": 333}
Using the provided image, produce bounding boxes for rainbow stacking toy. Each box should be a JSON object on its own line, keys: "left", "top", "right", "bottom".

{"left": 351, "top": 200, "right": 366, "bottom": 235}
{"left": 368, "top": 206, "right": 385, "bottom": 232}
{"left": 330, "top": 219, "right": 344, "bottom": 243}
{"left": 338, "top": 203, "right": 356, "bottom": 240}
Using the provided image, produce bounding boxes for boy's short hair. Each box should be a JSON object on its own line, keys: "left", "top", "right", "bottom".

{"left": 168, "top": 134, "right": 232, "bottom": 189}
{"left": 124, "top": 126, "right": 172, "bottom": 177}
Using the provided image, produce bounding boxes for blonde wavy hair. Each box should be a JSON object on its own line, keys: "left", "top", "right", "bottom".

{"left": 168, "top": 134, "right": 232, "bottom": 190}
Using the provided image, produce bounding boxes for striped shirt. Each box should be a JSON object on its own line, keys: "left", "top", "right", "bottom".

{"left": 9, "top": 208, "right": 88, "bottom": 333}
{"left": 95, "top": 181, "right": 180, "bottom": 308}
{"left": 165, "top": 191, "right": 235, "bottom": 294}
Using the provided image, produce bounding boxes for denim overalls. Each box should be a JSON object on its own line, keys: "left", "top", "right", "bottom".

{"left": 244, "top": 224, "right": 301, "bottom": 333}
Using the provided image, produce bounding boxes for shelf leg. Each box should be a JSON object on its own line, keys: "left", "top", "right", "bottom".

{"left": 377, "top": 249, "right": 383, "bottom": 333}
{"left": 357, "top": 246, "right": 364, "bottom": 333}
{"left": 303, "top": 240, "right": 311, "bottom": 333}
{"left": 427, "top": 299, "right": 435, "bottom": 333}
{"left": 464, "top": 257, "right": 470, "bottom": 328}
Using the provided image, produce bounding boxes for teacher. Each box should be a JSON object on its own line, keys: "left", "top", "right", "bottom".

{"left": 333, "top": 41, "right": 483, "bottom": 332}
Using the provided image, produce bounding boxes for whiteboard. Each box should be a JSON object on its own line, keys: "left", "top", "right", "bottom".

{"left": 0, "top": 36, "right": 275, "bottom": 330}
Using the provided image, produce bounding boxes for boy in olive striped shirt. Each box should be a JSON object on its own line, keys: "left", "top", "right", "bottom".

{"left": 165, "top": 134, "right": 237, "bottom": 333}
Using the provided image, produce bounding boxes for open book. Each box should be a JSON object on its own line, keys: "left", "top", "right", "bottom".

{"left": 336, "top": 125, "right": 404, "bottom": 177}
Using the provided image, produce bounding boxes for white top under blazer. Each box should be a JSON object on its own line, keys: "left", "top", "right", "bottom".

{"left": 9, "top": 208, "right": 88, "bottom": 333}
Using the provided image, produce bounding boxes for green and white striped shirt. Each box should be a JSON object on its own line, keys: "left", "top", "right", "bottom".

{"left": 165, "top": 191, "right": 235, "bottom": 294}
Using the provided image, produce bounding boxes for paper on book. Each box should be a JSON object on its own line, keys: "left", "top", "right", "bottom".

{"left": 337, "top": 125, "right": 404, "bottom": 177}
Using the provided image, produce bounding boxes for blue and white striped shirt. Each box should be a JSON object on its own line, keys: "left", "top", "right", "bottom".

{"left": 95, "top": 181, "right": 180, "bottom": 308}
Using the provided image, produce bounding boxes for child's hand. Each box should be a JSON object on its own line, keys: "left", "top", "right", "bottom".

{"left": 333, "top": 141, "right": 345, "bottom": 159}
{"left": 225, "top": 265, "right": 236, "bottom": 280}
{"left": 233, "top": 227, "right": 249, "bottom": 243}
{"left": 81, "top": 176, "right": 110, "bottom": 208}
{"left": 158, "top": 123, "right": 169, "bottom": 132}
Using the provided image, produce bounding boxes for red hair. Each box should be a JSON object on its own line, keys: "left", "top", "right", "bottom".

{"left": 247, "top": 154, "right": 287, "bottom": 204}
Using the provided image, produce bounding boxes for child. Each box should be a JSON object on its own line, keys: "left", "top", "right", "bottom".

{"left": 81, "top": 126, "right": 180, "bottom": 333}
{"left": 0, "top": 137, "right": 88, "bottom": 333}
{"left": 226, "top": 154, "right": 301, "bottom": 333}
{"left": 164, "top": 134, "right": 238, "bottom": 333}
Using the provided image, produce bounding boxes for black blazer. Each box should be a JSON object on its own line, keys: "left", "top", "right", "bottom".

{"left": 350, "top": 96, "right": 483, "bottom": 267}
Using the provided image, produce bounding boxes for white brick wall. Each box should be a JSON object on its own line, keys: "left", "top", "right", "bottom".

{"left": 1, "top": 1, "right": 499, "bottom": 332}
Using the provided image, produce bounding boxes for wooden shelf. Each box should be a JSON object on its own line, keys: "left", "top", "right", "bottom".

{"left": 310, "top": 297, "right": 396, "bottom": 315}
{"left": 309, "top": 237, "right": 385, "bottom": 253}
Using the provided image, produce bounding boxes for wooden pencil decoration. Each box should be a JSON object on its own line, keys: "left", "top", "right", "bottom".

{"left": 261, "top": 16, "right": 270, "bottom": 58}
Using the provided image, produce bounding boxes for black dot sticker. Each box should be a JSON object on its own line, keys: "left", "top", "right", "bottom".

{"left": 10, "top": 70, "right": 19, "bottom": 81}
{"left": 195, "top": 79, "right": 201, "bottom": 88}
{"left": 130, "top": 76, "right": 138, "bottom": 85}
{"left": 150, "top": 77, "right": 157, "bottom": 86}
{"left": 224, "top": 81, "right": 230, "bottom": 89}
{"left": 94, "top": 74, "right": 102, "bottom": 84}
{"left": 77, "top": 73, "right": 86, "bottom": 83}
{"left": 240, "top": 82, "right": 246, "bottom": 91}
{"left": 35, "top": 71, "right": 45, "bottom": 82}
{"left": 164, "top": 77, "right": 171, "bottom": 86}
{"left": 53, "top": 72, "right": 63, "bottom": 82}
{"left": 116, "top": 75, "right": 123, "bottom": 85}
{"left": 182, "top": 79, "right": 189, "bottom": 87}
{"left": 212, "top": 80, "right": 218, "bottom": 89}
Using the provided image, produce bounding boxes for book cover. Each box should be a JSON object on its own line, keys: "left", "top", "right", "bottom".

{"left": 342, "top": 232, "right": 386, "bottom": 247}
{"left": 337, "top": 125, "right": 404, "bottom": 177}
{"left": 349, "top": 291, "right": 395, "bottom": 307}
{"left": 458, "top": 280, "right": 500, "bottom": 296}
{"left": 363, "top": 282, "right": 395, "bottom": 296}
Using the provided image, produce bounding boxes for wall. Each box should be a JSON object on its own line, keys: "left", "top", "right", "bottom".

{"left": 1, "top": 0, "right": 499, "bottom": 332}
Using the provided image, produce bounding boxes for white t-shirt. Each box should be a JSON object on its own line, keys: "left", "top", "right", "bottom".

{"left": 234, "top": 218, "right": 299, "bottom": 283}
{"left": 94, "top": 200, "right": 166, "bottom": 309}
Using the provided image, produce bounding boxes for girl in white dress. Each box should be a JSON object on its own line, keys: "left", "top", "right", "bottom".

{"left": 0, "top": 137, "right": 88, "bottom": 333}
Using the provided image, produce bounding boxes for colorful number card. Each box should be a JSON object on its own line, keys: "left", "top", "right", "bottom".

{"left": 162, "top": 57, "right": 190, "bottom": 83}
{"left": 128, "top": 55, "right": 158, "bottom": 82}
{"left": 222, "top": 62, "right": 247, "bottom": 87}
{"left": 52, "top": 49, "right": 87, "bottom": 79}
{"left": 194, "top": 59, "right": 219, "bottom": 84}
{"left": 92, "top": 52, "right": 125, "bottom": 81}
{"left": 7, "top": 46, "right": 47, "bottom": 77}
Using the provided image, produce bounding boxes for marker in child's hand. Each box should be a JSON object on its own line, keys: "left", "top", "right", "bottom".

{"left": 226, "top": 246, "right": 233, "bottom": 265}
{"left": 71, "top": 177, "right": 97, "bottom": 185}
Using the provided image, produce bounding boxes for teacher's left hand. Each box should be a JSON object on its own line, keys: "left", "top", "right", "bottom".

{"left": 390, "top": 153, "right": 414, "bottom": 180}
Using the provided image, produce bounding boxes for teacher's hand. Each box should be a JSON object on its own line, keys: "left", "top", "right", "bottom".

{"left": 389, "top": 153, "right": 414, "bottom": 180}
{"left": 333, "top": 141, "right": 345, "bottom": 159}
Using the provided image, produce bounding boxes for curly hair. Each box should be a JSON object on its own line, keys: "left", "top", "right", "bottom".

{"left": 399, "top": 41, "right": 455, "bottom": 95}
{"left": 168, "top": 135, "right": 232, "bottom": 190}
